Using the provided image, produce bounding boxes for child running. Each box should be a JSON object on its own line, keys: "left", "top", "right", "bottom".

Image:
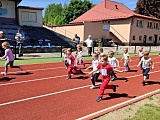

{"left": 85, "top": 53, "right": 100, "bottom": 89}
{"left": 75, "top": 45, "right": 85, "bottom": 67}
{"left": 62, "top": 48, "right": 68, "bottom": 69}
{"left": 122, "top": 48, "right": 131, "bottom": 72}
{"left": 97, "top": 47, "right": 104, "bottom": 56}
{"left": 0, "top": 42, "right": 22, "bottom": 75}
{"left": 135, "top": 47, "right": 144, "bottom": 69}
{"left": 89, "top": 54, "right": 117, "bottom": 102}
{"left": 108, "top": 51, "right": 122, "bottom": 81}
{"left": 137, "top": 51, "right": 154, "bottom": 86}
{"left": 66, "top": 48, "right": 85, "bottom": 79}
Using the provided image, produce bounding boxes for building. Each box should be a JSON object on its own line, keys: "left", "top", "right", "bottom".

{"left": 0, "top": 0, "right": 43, "bottom": 27}
{"left": 51, "top": 0, "right": 160, "bottom": 46}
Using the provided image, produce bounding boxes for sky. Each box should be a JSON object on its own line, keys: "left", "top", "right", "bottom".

{"left": 19, "top": 0, "right": 137, "bottom": 16}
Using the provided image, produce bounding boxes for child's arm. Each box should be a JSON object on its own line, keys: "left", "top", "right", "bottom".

{"left": 89, "top": 68, "right": 98, "bottom": 75}
{"left": 115, "top": 58, "right": 120, "bottom": 67}
{"left": 150, "top": 60, "right": 154, "bottom": 69}
{"left": 85, "top": 65, "right": 93, "bottom": 70}
{"left": 137, "top": 60, "right": 142, "bottom": 67}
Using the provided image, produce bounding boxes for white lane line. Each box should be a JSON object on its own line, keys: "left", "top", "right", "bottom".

{"left": 76, "top": 89, "right": 160, "bottom": 120}
{"left": 0, "top": 70, "right": 160, "bottom": 106}
{"left": 1, "top": 67, "right": 160, "bottom": 87}
{"left": 0, "top": 84, "right": 91, "bottom": 106}
{"left": 0, "top": 75, "right": 67, "bottom": 86}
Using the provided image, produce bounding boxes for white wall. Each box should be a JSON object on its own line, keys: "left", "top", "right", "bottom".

{"left": 0, "top": 0, "right": 15, "bottom": 18}
{"left": 18, "top": 8, "right": 43, "bottom": 27}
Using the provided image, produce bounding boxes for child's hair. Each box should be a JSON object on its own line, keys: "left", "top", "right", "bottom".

{"left": 77, "top": 46, "right": 82, "bottom": 51}
{"left": 98, "top": 47, "right": 103, "bottom": 53}
{"left": 143, "top": 51, "right": 149, "bottom": 56}
{"left": 62, "top": 48, "right": 67, "bottom": 53}
{"left": 2, "top": 42, "right": 10, "bottom": 48}
{"left": 76, "top": 44, "right": 81, "bottom": 48}
{"left": 109, "top": 51, "right": 114, "bottom": 56}
{"left": 67, "top": 48, "right": 72, "bottom": 53}
{"left": 100, "top": 54, "right": 108, "bottom": 62}
{"left": 92, "top": 53, "right": 98, "bottom": 58}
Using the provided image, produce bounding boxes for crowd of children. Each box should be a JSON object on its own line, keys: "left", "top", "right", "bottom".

{"left": 1, "top": 41, "right": 156, "bottom": 102}
{"left": 61, "top": 44, "right": 156, "bottom": 102}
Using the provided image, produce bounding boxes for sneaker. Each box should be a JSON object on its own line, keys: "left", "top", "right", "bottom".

{"left": 80, "top": 69, "right": 85, "bottom": 75}
{"left": 1, "top": 72, "right": 7, "bottom": 76}
{"left": 90, "top": 85, "right": 96, "bottom": 89}
{"left": 96, "top": 96, "right": 102, "bottom": 102}
{"left": 111, "top": 76, "right": 117, "bottom": 81}
{"left": 19, "top": 66, "right": 23, "bottom": 71}
{"left": 146, "top": 74, "right": 149, "bottom": 79}
{"left": 142, "top": 81, "right": 145, "bottom": 86}
{"left": 66, "top": 76, "right": 71, "bottom": 80}
{"left": 113, "top": 85, "right": 117, "bottom": 92}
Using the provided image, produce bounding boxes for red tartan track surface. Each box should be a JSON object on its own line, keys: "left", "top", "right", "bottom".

{"left": 0, "top": 55, "right": 160, "bottom": 120}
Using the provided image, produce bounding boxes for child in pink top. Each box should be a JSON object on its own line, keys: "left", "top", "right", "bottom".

{"left": 0, "top": 42, "right": 22, "bottom": 75}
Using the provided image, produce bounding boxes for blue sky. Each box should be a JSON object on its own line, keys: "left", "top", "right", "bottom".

{"left": 19, "top": 0, "right": 137, "bottom": 15}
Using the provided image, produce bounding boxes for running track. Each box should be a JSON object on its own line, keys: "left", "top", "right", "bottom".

{"left": 0, "top": 56, "right": 160, "bottom": 120}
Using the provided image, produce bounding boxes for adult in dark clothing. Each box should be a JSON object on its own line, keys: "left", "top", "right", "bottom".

{"left": 0, "top": 31, "right": 7, "bottom": 56}
{"left": 71, "top": 34, "right": 80, "bottom": 50}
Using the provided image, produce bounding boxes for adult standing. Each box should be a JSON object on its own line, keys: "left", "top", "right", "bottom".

{"left": 71, "top": 34, "right": 80, "bottom": 49}
{"left": 84, "top": 35, "right": 93, "bottom": 56}
{"left": 15, "top": 29, "right": 25, "bottom": 57}
{"left": 0, "top": 31, "right": 7, "bottom": 56}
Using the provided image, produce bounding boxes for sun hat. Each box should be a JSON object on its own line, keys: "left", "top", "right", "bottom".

{"left": 0, "top": 31, "right": 4, "bottom": 34}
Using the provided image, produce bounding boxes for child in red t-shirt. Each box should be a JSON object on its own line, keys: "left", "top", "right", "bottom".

{"left": 89, "top": 54, "right": 117, "bottom": 102}
{"left": 66, "top": 48, "right": 85, "bottom": 79}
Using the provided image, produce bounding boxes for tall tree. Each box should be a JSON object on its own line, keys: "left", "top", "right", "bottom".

{"left": 62, "top": 0, "right": 95, "bottom": 24}
{"left": 134, "top": 0, "right": 160, "bottom": 19}
{"left": 43, "top": 3, "right": 63, "bottom": 26}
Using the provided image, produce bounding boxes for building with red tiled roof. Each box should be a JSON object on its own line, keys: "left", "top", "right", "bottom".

{"left": 52, "top": 0, "right": 160, "bottom": 46}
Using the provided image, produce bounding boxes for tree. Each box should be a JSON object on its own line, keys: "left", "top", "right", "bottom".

{"left": 134, "top": 0, "right": 160, "bottom": 19}
{"left": 62, "top": 0, "right": 95, "bottom": 24}
{"left": 43, "top": 3, "right": 63, "bottom": 26}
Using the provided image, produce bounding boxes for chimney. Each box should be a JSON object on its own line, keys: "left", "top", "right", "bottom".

{"left": 104, "top": 0, "right": 111, "bottom": 8}
{"left": 115, "top": 5, "right": 119, "bottom": 10}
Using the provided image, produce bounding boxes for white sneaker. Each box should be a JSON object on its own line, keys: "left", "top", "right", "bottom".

{"left": 1, "top": 72, "right": 7, "bottom": 76}
{"left": 19, "top": 66, "right": 23, "bottom": 71}
{"left": 90, "top": 85, "right": 96, "bottom": 89}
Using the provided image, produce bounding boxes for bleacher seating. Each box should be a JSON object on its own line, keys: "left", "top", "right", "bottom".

{"left": 0, "top": 23, "right": 74, "bottom": 49}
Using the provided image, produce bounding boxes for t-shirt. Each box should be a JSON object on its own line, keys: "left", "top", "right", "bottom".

{"left": 68, "top": 54, "right": 75, "bottom": 66}
{"left": 123, "top": 53, "right": 130, "bottom": 62}
{"left": 97, "top": 63, "right": 113, "bottom": 81}
{"left": 2, "top": 48, "right": 14, "bottom": 61}
{"left": 85, "top": 39, "right": 93, "bottom": 47}
{"left": 77, "top": 51, "right": 82, "bottom": 59}
{"left": 108, "top": 57, "right": 117, "bottom": 68}
{"left": 141, "top": 57, "right": 152, "bottom": 69}
{"left": 73, "top": 36, "right": 80, "bottom": 44}
{"left": 92, "top": 59, "right": 99, "bottom": 73}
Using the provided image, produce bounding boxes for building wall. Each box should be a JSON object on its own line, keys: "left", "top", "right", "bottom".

{"left": 84, "top": 21, "right": 110, "bottom": 40}
{"left": 130, "top": 17, "right": 160, "bottom": 44}
{"left": 18, "top": 8, "right": 43, "bottom": 27}
{"left": 0, "top": 0, "right": 15, "bottom": 18}
{"left": 110, "top": 18, "right": 131, "bottom": 43}
{"left": 52, "top": 24, "right": 84, "bottom": 41}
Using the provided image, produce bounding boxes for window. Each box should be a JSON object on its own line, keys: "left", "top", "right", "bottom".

{"left": 147, "top": 21, "right": 153, "bottom": 28}
{"left": 133, "top": 35, "right": 135, "bottom": 40}
{"left": 21, "top": 11, "right": 37, "bottom": 22}
{"left": 137, "top": 20, "right": 143, "bottom": 28}
{"left": 154, "top": 22, "right": 159, "bottom": 29}
{"left": 139, "top": 36, "right": 142, "bottom": 41}
{"left": 149, "top": 36, "right": 152, "bottom": 41}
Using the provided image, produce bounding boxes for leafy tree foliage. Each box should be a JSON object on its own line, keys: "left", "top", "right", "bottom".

{"left": 134, "top": 0, "right": 160, "bottom": 19}
{"left": 43, "top": 0, "right": 95, "bottom": 25}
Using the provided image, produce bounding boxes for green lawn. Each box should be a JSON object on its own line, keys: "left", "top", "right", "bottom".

{"left": 0, "top": 52, "right": 158, "bottom": 66}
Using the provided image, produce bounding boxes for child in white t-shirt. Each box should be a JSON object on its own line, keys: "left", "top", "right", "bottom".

{"left": 122, "top": 48, "right": 131, "bottom": 72}
{"left": 85, "top": 53, "right": 100, "bottom": 89}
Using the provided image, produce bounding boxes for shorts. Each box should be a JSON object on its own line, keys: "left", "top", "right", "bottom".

{"left": 142, "top": 68, "right": 150, "bottom": 76}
